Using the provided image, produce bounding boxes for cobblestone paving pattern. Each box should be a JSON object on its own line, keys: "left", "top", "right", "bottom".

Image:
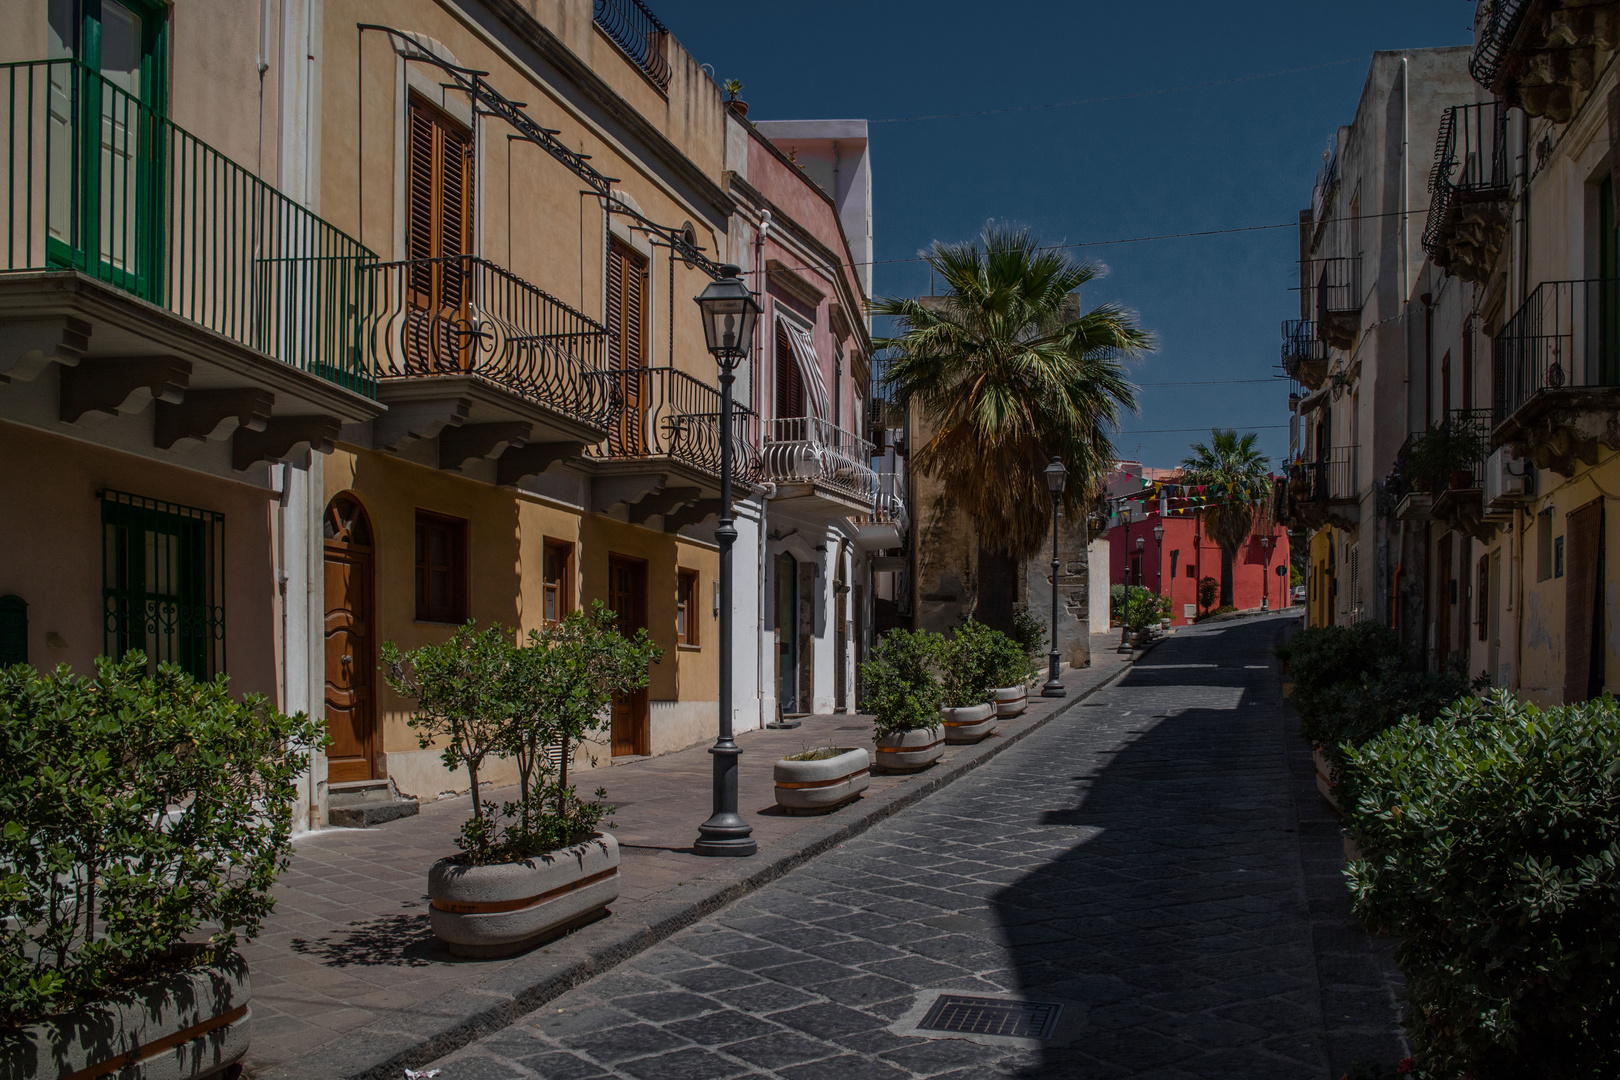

{"left": 423, "top": 616, "right": 1404, "bottom": 1078}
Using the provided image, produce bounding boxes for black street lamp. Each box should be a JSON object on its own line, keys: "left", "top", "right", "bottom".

{"left": 1041, "top": 458, "right": 1067, "bottom": 698}
{"left": 1260, "top": 535, "right": 1272, "bottom": 611}
{"left": 1116, "top": 505, "right": 1133, "bottom": 653}
{"left": 692, "top": 264, "right": 761, "bottom": 858}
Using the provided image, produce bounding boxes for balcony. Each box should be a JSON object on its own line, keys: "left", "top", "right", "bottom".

{"left": 1282, "top": 446, "right": 1358, "bottom": 530}
{"left": 1471, "top": 0, "right": 1619, "bottom": 123}
{"left": 1492, "top": 278, "right": 1620, "bottom": 475}
{"left": 1281, "top": 319, "right": 1329, "bottom": 390}
{"left": 764, "top": 416, "right": 880, "bottom": 522}
{"left": 1429, "top": 408, "right": 1495, "bottom": 541}
{"left": 583, "top": 365, "right": 761, "bottom": 529}
{"left": 360, "top": 255, "right": 612, "bottom": 482}
{"left": 593, "top": 0, "right": 671, "bottom": 91}
{"left": 1311, "top": 137, "right": 1339, "bottom": 237}
{"left": 1423, "top": 101, "right": 1510, "bottom": 283}
{"left": 1301, "top": 257, "right": 1361, "bottom": 349}
{"left": 0, "top": 58, "right": 381, "bottom": 472}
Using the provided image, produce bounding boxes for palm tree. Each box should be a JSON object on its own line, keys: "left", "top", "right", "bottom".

{"left": 1180, "top": 429, "right": 1272, "bottom": 608}
{"left": 874, "top": 225, "right": 1151, "bottom": 635}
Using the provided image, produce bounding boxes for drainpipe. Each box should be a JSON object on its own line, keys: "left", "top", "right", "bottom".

{"left": 1401, "top": 56, "right": 1409, "bottom": 302}
{"left": 754, "top": 211, "right": 772, "bottom": 725}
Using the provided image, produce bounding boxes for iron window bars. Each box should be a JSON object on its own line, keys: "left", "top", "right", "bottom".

{"left": 0, "top": 58, "right": 375, "bottom": 396}
{"left": 101, "top": 490, "right": 225, "bottom": 680}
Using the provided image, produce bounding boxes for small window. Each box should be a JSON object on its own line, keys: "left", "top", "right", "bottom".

{"left": 415, "top": 511, "right": 468, "bottom": 623}
{"left": 676, "top": 568, "right": 699, "bottom": 646}
{"left": 1537, "top": 508, "right": 1554, "bottom": 582}
{"left": 1554, "top": 535, "right": 1566, "bottom": 579}
{"left": 543, "top": 539, "right": 574, "bottom": 625}
{"left": 1185, "top": 564, "right": 1195, "bottom": 578}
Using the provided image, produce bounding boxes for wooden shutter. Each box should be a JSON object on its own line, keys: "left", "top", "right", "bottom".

{"left": 607, "top": 239, "right": 648, "bottom": 453}
{"left": 405, "top": 95, "right": 473, "bottom": 368}
{"left": 775, "top": 320, "right": 805, "bottom": 419}
{"left": 1564, "top": 498, "right": 1604, "bottom": 702}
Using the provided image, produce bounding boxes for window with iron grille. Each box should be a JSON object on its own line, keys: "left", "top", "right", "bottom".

{"left": 101, "top": 490, "right": 225, "bottom": 680}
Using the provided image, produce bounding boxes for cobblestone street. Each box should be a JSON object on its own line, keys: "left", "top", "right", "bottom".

{"left": 420, "top": 615, "right": 1404, "bottom": 1079}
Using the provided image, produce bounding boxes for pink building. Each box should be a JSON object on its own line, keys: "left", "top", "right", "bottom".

{"left": 1106, "top": 471, "right": 1290, "bottom": 625}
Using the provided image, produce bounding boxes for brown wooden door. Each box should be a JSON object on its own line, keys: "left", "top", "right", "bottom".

{"left": 1436, "top": 536, "right": 1453, "bottom": 669}
{"left": 607, "top": 239, "right": 648, "bottom": 455}
{"left": 405, "top": 93, "right": 473, "bottom": 372}
{"left": 1565, "top": 498, "right": 1604, "bottom": 702}
{"left": 608, "top": 554, "right": 649, "bottom": 757}
{"left": 324, "top": 496, "right": 376, "bottom": 783}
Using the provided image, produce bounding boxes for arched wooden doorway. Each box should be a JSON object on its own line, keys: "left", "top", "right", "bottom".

{"left": 324, "top": 494, "right": 376, "bottom": 783}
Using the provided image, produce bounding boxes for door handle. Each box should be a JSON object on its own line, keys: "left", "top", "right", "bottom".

{"left": 341, "top": 654, "right": 353, "bottom": 665}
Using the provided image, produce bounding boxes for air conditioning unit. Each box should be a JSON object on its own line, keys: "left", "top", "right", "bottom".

{"left": 1484, "top": 447, "right": 1528, "bottom": 507}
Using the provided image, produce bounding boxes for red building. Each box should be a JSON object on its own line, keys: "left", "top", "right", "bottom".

{"left": 1107, "top": 491, "right": 1290, "bottom": 626}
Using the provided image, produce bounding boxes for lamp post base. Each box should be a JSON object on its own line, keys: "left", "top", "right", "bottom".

{"left": 1040, "top": 650, "right": 1065, "bottom": 697}
{"left": 693, "top": 813, "right": 758, "bottom": 857}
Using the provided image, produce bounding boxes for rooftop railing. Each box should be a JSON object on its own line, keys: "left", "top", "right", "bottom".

{"left": 0, "top": 58, "right": 374, "bottom": 395}
{"left": 586, "top": 364, "right": 761, "bottom": 483}
{"left": 362, "top": 255, "right": 612, "bottom": 426}
{"left": 1493, "top": 278, "right": 1620, "bottom": 425}
{"left": 764, "top": 416, "right": 878, "bottom": 504}
{"left": 1423, "top": 100, "right": 1509, "bottom": 258}
{"left": 593, "top": 0, "right": 671, "bottom": 90}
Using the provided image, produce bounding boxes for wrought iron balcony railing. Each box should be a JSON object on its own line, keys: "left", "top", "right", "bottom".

{"left": 593, "top": 0, "right": 671, "bottom": 90}
{"left": 1281, "top": 319, "right": 1326, "bottom": 365}
{"left": 586, "top": 364, "right": 761, "bottom": 483}
{"left": 362, "top": 255, "right": 612, "bottom": 426}
{"left": 1423, "top": 100, "right": 1509, "bottom": 259}
{"left": 1493, "top": 278, "right": 1620, "bottom": 425}
{"left": 0, "top": 58, "right": 374, "bottom": 395}
{"left": 764, "top": 416, "right": 879, "bottom": 505}
{"left": 1290, "top": 446, "right": 1356, "bottom": 503}
{"left": 1303, "top": 256, "right": 1361, "bottom": 319}
{"left": 1471, "top": 0, "right": 1532, "bottom": 91}
{"left": 1442, "top": 407, "right": 1493, "bottom": 491}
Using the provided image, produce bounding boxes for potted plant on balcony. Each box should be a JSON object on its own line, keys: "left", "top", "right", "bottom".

{"left": 1, "top": 654, "right": 320, "bottom": 1080}
{"left": 1407, "top": 415, "right": 1486, "bottom": 492}
{"left": 860, "top": 629, "right": 945, "bottom": 772}
{"left": 773, "top": 745, "right": 871, "bottom": 813}
{"left": 382, "top": 609, "right": 660, "bottom": 958}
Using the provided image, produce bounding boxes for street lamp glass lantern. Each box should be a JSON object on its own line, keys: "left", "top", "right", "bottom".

{"left": 1044, "top": 457, "right": 1068, "bottom": 496}
{"left": 694, "top": 264, "right": 761, "bottom": 360}
{"left": 1136, "top": 536, "right": 1145, "bottom": 550}
{"left": 1153, "top": 523, "right": 1164, "bottom": 543}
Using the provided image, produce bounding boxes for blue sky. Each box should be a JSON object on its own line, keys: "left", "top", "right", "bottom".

{"left": 669, "top": 0, "right": 1473, "bottom": 469}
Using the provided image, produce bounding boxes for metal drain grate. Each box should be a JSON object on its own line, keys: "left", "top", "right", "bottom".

{"left": 917, "top": 994, "right": 1063, "bottom": 1039}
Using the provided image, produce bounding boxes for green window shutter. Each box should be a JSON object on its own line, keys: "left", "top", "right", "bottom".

{"left": 0, "top": 595, "right": 26, "bottom": 666}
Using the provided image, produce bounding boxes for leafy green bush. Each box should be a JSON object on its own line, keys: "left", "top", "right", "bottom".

{"left": 1109, "top": 583, "right": 1126, "bottom": 623}
{"left": 1278, "top": 622, "right": 1467, "bottom": 768}
{"left": 384, "top": 610, "right": 660, "bottom": 865}
{"left": 1124, "top": 586, "right": 1169, "bottom": 632}
{"left": 860, "top": 629, "right": 943, "bottom": 738}
{"left": 1011, "top": 607, "right": 1046, "bottom": 666}
{"left": 0, "top": 655, "right": 320, "bottom": 1025}
{"left": 1344, "top": 692, "right": 1620, "bottom": 1078}
{"left": 939, "top": 620, "right": 1028, "bottom": 706}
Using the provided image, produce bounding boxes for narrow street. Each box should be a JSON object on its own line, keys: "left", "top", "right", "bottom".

{"left": 423, "top": 615, "right": 1404, "bottom": 1079}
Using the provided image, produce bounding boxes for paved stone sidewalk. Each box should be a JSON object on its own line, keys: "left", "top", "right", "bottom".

{"left": 420, "top": 614, "right": 1404, "bottom": 1079}
{"left": 243, "top": 638, "right": 1130, "bottom": 1076}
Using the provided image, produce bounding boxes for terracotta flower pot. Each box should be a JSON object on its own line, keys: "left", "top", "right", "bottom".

{"left": 726, "top": 98, "right": 749, "bottom": 117}
{"left": 5, "top": 947, "right": 251, "bottom": 1080}
{"left": 940, "top": 702, "right": 997, "bottom": 744}
{"left": 774, "top": 747, "right": 870, "bottom": 812}
{"left": 992, "top": 685, "right": 1028, "bottom": 718}
{"left": 873, "top": 725, "right": 944, "bottom": 772}
{"left": 1449, "top": 468, "right": 1474, "bottom": 490}
{"left": 428, "top": 832, "right": 620, "bottom": 958}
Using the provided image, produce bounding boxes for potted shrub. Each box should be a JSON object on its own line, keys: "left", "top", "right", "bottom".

{"left": 722, "top": 78, "right": 748, "bottom": 117}
{"left": 859, "top": 629, "right": 944, "bottom": 772}
{"left": 998, "top": 608, "right": 1045, "bottom": 714}
{"left": 0, "top": 654, "right": 320, "bottom": 1080}
{"left": 382, "top": 608, "right": 660, "bottom": 958}
{"left": 1125, "top": 587, "right": 1169, "bottom": 646}
{"left": 937, "top": 620, "right": 1000, "bottom": 743}
{"left": 773, "top": 745, "right": 870, "bottom": 813}
{"left": 1405, "top": 415, "right": 1485, "bottom": 492}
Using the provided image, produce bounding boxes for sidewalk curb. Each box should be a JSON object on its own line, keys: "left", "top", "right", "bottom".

{"left": 257, "top": 659, "right": 1137, "bottom": 1080}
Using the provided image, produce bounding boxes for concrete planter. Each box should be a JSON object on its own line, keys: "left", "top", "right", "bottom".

{"left": 992, "top": 685, "right": 1028, "bottom": 718}
{"left": 428, "top": 832, "right": 620, "bottom": 958}
{"left": 773, "top": 747, "right": 870, "bottom": 812}
{"left": 873, "top": 725, "right": 944, "bottom": 772}
{"left": 1313, "top": 747, "right": 1342, "bottom": 813}
{"left": 4, "top": 948, "right": 250, "bottom": 1080}
{"left": 940, "top": 702, "right": 997, "bottom": 744}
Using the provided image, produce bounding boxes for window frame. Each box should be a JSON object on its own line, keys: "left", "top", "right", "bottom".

{"left": 542, "top": 538, "right": 574, "bottom": 626}
{"left": 414, "top": 509, "right": 469, "bottom": 624}
{"left": 676, "top": 567, "right": 699, "bottom": 648}
{"left": 100, "top": 489, "right": 224, "bottom": 679}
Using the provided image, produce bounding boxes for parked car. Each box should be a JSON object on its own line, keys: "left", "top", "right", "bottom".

{"left": 1291, "top": 585, "right": 1306, "bottom": 605}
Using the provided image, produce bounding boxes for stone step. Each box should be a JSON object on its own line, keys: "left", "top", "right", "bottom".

{"left": 328, "top": 779, "right": 420, "bottom": 829}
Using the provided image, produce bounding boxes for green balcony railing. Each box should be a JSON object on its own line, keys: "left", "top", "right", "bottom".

{"left": 0, "top": 58, "right": 376, "bottom": 396}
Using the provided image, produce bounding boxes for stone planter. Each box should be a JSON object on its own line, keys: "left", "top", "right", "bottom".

{"left": 1313, "top": 747, "right": 1341, "bottom": 813}
{"left": 773, "top": 747, "right": 870, "bottom": 812}
{"left": 428, "top": 832, "right": 620, "bottom": 958}
{"left": 992, "top": 685, "right": 1027, "bottom": 718}
{"left": 873, "top": 725, "right": 944, "bottom": 772}
{"left": 5, "top": 947, "right": 250, "bottom": 1080}
{"left": 940, "top": 702, "right": 997, "bottom": 744}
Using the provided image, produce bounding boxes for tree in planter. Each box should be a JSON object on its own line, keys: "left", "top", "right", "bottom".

{"left": 859, "top": 629, "right": 944, "bottom": 738}
{"left": 0, "top": 654, "right": 320, "bottom": 1025}
{"left": 874, "top": 225, "right": 1150, "bottom": 636}
{"left": 1180, "top": 430, "right": 1271, "bottom": 608}
{"left": 496, "top": 603, "right": 662, "bottom": 861}
{"left": 1197, "top": 575, "right": 1219, "bottom": 615}
{"left": 382, "top": 622, "right": 514, "bottom": 857}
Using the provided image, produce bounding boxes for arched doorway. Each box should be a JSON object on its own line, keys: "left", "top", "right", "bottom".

{"left": 324, "top": 494, "right": 376, "bottom": 783}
